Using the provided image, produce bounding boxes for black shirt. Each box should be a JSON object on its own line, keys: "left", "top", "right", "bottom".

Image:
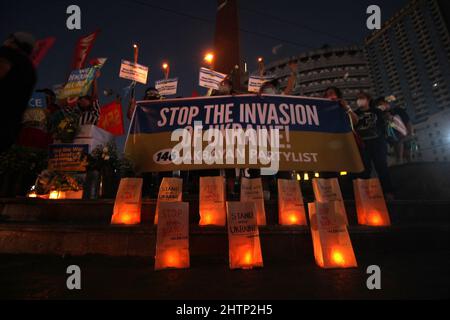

{"left": 355, "top": 107, "right": 386, "bottom": 141}
{"left": 0, "top": 46, "right": 37, "bottom": 153}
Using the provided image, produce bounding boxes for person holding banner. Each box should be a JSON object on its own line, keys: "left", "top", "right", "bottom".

{"left": 0, "top": 32, "right": 37, "bottom": 154}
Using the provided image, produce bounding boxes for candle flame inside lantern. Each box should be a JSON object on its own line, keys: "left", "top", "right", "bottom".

{"left": 331, "top": 249, "right": 346, "bottom": 266}
{"left": 288, "top": 213, "right": 299, "bottom": 225}
{"left": 244, "top": 251, "right": 253, "bottom": 265}
{"left": 369, "top": 211, "right": 382, "bottom": 226}
{"left": 165, "top": 251, "right": 180, "bottom": 267}
{"left": 49, "top": 191, "right": 60, "bottom": 200}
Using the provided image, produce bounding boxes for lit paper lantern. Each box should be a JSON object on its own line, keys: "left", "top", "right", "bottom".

{"left": 111, "top": 178, "right": 143, "bottom": 225}
{"left": 353, "top": 178, "right": 391, "bottom": 227}
{"left": 308, "top": 201, "right": 357, "bottom": 269}
{"left": 240, "top": 178, "right": 267, "bottom": 226}
{"left": 277, "top": 179, "right": 307, "bottom": 226}
{"left": 155, "top": 202, "right": 190, "bottom": 270}
{"left": 312, "top": 178, "right": 349, "bottom": 225}
{"left": 199, "top": 176, "right": 226, "bottom": 226}
{"left": 227, "top": 202, "right": 263, "bottom": 270}
{"left": 154, "top": 177, "right": 183, "bottom": 225}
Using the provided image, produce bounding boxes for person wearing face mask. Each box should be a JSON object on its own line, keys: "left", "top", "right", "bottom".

{"left": 354, "top": 92, "right": 395, "bottom": 200}
{"left": 324, "top": 87, "right": 358, "bottom": 126}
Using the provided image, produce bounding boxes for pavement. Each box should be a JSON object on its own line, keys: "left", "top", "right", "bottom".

{"left": 1, "top": 248, "right": 449, "bottom": 300}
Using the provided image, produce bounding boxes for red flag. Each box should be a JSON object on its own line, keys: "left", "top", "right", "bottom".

{"left": 98, "top": 101, "right": 125, "bottom": 136}
{"left": 71, "top": 30, "right": 100, "bottom": 70}
{"left": 31, "top": 37, "right": 56, "bottom": 67}
{"left": 89, "top": 57, "right": 107, "bottom": 68}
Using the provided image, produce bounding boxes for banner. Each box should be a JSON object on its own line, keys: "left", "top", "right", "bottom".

{"left": 48, "top": 144, "right": 89, "bottom": 172}
{"left": 353, "top": 178, "right": 391, "bottom": 226}
{"left": 277, "top": 179, "right": 307, "bottom": 226}
{"left": 58, "top": 67, "right": 96, "bottom": 99}
{"left": 98, "top": 101, "right": 125, "bottom": 136}
{"left": 119, "top": 60, "right": 148, "bottom": 85}
{"left": 241, "top": 178, "right": 266, "bottom": 226}
{"left": 111, "top": 178, "right": 143, "bottom": 225}
{"left": 28, "top": 92, "right": 47, "bottom": 108}
{"left": 89, "top": 57, "right": 108, "bottom": 68}
{"left": 125, "top": 95, "right": 364, "bottom": 174}
{"left": 308, "top": 201, "right": 357, "bottom": 269}
{"left": 248, "top": 76, "right": 274, "bottom": 93}
{"left": 71, "top": 30, "right": 100, "bottom": 70}
{"left": 31, "top": 37, "right": 56, "bottom": 67}
{"left": 199, "top": 67, "right": 227, "bottom": 90}
{"left": 155, "top": 78, "right": 178, "bottom": 96}
{"left": 312, "top": 178, "right": 349, "bottom": 225}
{"left": 155, "top": 202, "right": 190, "bottom": 271}
{"left": 226, "top": 202, "right": 263, "bottom": 270}
{"left": 154, "top": 177, "right": 183, "bottom": 224}
{"left": 199, "top": 176, "right": 226, "bottom": 226}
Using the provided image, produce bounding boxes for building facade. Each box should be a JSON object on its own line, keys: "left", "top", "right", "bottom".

{"left": 261, "top": 45, "right": 374, "bottom": 107}
{"left": 365, "top": 0, "right": 450, "bottom": 125}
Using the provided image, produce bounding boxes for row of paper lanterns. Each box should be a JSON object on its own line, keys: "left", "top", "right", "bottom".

{"left": 111, "top": 177, "right": 391, "bottom": 270}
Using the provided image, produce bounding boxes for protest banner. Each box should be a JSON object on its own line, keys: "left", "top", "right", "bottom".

{"left": 277, "top": 179, "right": 307, "bottom": 226}
{"left": 241, "top": 178, "right": 267, "bottom": 226}
{"left": 98, "top": 101, "right": 125, "bottom": 136}
{"left": 28, "top": 92, "right": 47, "bottom": 108}
{"left": 155, "top": 78, "right": 178, "bottom": 96}
{"left": 353, "top": 178, "right": 391, "bottom": 226}
{"left": 58, "top": 68, "right": 96, "bottom": 99}
{"left": 119, "top": 60, "right": 148, "bottom": 85}
{"left": 125, "top": 95, "right": 364, "bottom": 174}
{"left": 199, "top": 176, "right": 226, "bottom": 226}
{"left": 71, "top": 30, "right": 100, "bottom": 70}
{"left": 248, "top": 76, "right": 274, "bottom": 93}
{"left": 48, "top": 144, "right": 89, "bottom": 172}
{"left": 308, "top": 201, "right": 357, "bottom": 269}
{"left": 312, "top": 178, "right": 349, "bottom": 226}
{"left": 31, "top": 37, "right": 56, "bottom": 67}
{"left": 199, "top": 67, "right": 227, "bottom": 90}
{"left": 154, "top": 177, "right": 183, "bottom": 225}
{"left": 111, "top": 178, "right": 143, "bottom": 225}
{"left": 227, "top": 202, "right": 263, "bottom": 270}
{"left": 155, "top": 202, "right": 190, "bottom": 271}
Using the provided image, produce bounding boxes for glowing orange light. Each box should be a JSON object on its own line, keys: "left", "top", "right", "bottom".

{"left": 296, "top": 174, "right": 302, "bottom": 181}
{"left": 331, "top": 249, "right": 346, "bottom": 266}
{"left": 288, "top": 214, "right": 299, "bottom": 224}
{"left": 369, "top": 212, "right": 383, "bottom": 226}
{"left": 314, "top": 173, "right": 320, "bottom": 178}
{"left": 304, "top": 173, "right": 310, "bottom": 181}
{"left": 340, "top": 172, "right": 348, "bottom": 176}
{"left": 133, "top": 44, "right": 138, "bottom": 49}
{"left": 244, "top": 251, "right": 253, "bottom": 265}
{"left": 258, "top": 57, "right": 263, "bottom": 63}
{"left": 165, "top": 251, "right": 180, "bottom": 267}
{"left": 49, "top": 191, "right": 60, "bottom": 200}
{"left": 162, "top": 63, "right": 169, "bottom": 70}
{"left": 204, "top": 52, "right": 214, "bottom": 64}
{"left": 28, "top": 192, "right": 37, "bottom": 198}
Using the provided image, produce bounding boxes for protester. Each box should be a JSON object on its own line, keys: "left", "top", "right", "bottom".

{"left": 354, "top": 92, "right": 395, "bottom": 199}
{"left": 259, "top": 61, "right": 298, "bottom": 96}
{"left": 127, "top": 87, "right": 161, "bottom": 120}
{"left": 324, "top": 86, "right": 358, "bottom": 126}
{"left": 0, "top": 32, "right": 37, "bottom": 154}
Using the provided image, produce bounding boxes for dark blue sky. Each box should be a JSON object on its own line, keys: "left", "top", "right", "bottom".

{"left": 1, "top": 0, "right": 408, "bottom": 145}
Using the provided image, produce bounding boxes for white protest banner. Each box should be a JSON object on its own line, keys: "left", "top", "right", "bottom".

{"left": 155, "top": 78, "right": 178, "bottom": 96}
{"left": 199, "top": 67, "right": 227, "bottom": 90}
{"left": 308, "top": 201, "right": 357, "bottom": 269}
{"left": 154, "top": 177, "right": 183, "bottom": 225}
{"left": 227, "top": 202, "right": 263, "bottom": 270}
{"left": 119, "top": 60, "right": 148, "bottom": 85}
{"left": 241, "top": 178, "right": 267, "bottom": 226}
{"left": 248, "top": 76, "right": 274, "bottom": 93}
{"left": 155, "top": 202, "right": 190, "bottom": 271}
{"left": 312, "top": 178, "right": 349, "bottom": 226}
{"left": 277, "top": 179, "right": 307, "bottom": 226}
{"left": 199, "top": 176, "right": 226, "bottom": 226}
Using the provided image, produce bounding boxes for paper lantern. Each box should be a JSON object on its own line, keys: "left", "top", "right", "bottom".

{"left": 111, "top": 178, "right": 143, "bottom": 225}
{"left": 227, "top": 202, "right": 263, "bottom": 270}
{"left": 199, "top": 176, "right": 226, "bottom": 226}
{"left": 49, "top": 190, "right": 60, "bottom": 199}
{"left": 353, "top": 178, "right": 391, "bottom": 227}
{"left": 308, "top": 201, "right": 357, "bottom": 269}
{"left": 277, "top": 179, "right": 307, "bottom": 226}
{"left": 240, "top": 178, "right": 267, "bottom": 226}
{"left": 155, "top": 202, "right": 190, "bottom": 270}
{"left": 154, "top": 177, "right": 183, "bottom": 225}
{"left": 312, "top": 178, "right": 349, "bottom": 225}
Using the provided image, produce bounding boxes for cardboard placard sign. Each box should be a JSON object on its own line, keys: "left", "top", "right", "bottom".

{"left": 154, "top": 178, "right": 183, "bottom": 225}
{"left": 227, "top": 202, "right": 263, "bottom": 270}
{"left": 240, "top": 178, "right": 267, "bottom": 226}
{"left": 312, "top": 178, "right": 349, "bottom": 225}
{"left": 277, "top": 179, "right": 307, "bottom": 226}
{"left": 308, "top": 201, "right": 357, "bottom": 269}
{"left": 111, "top": 178, "right": 143, "bottom": 225}
{"left": 199, "top": 176, "right": 226, "bottom": 226}
{"left": 155, "top": 202, "right": 190, "bottom": 270}
{"left": 353, "top": 178, "right": 391, "bottom": 226}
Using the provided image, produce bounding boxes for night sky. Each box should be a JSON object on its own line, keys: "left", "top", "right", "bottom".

{"left": 1, "top": 0, "right": 408, "bottom": 146}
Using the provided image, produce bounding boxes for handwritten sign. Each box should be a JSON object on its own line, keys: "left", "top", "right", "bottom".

{"left": 111, "top": 178, "right": 143, "bottom": 225}
{"left": 119, "top": 60, "right": 148, "bottom": 85}
{"left": 277, "top": 179, "right": 307, "bottom": 225}
{"left": 154, "top": 177, "right": 183, "bottom": 224}
{"left": 199, "top": 176, "right": 226, "bottom": 226}
{"left": 240, "top": 178, "right": 267, "bottom": 226}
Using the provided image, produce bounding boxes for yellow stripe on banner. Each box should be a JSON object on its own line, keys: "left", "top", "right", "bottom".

{"left": 124, "top": 131, "right": 364, "bottom": 174}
